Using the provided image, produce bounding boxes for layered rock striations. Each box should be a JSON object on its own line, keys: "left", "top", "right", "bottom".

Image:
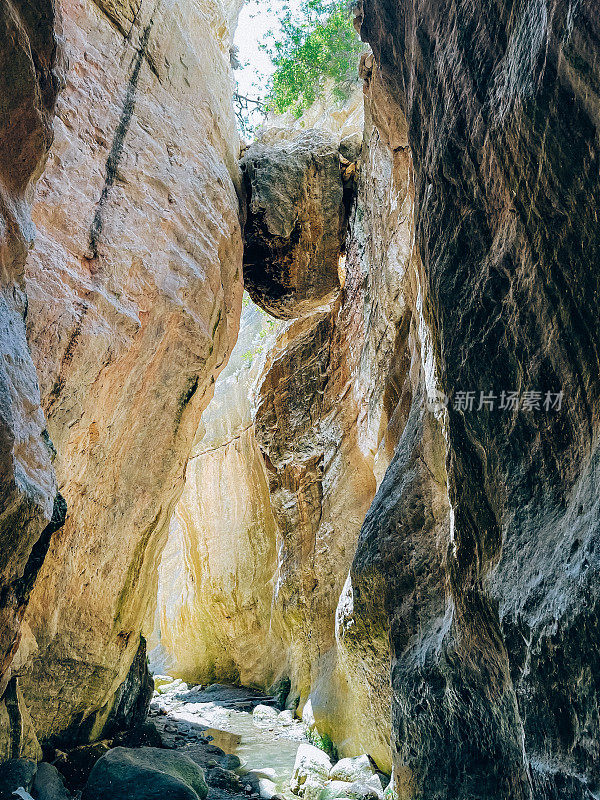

{"left": 353, "top": 0, "right": 600, "bottom": 797}
{"left": 2, "top": 0, "right": 599, "bottom": 790}
{"left": 15, "top": 0, "right": 244, "bottom": 750}
{"left": 0, "top": 0, "right": 65, "bottom": 760}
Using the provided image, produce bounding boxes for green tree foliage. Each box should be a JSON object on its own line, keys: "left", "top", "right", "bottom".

{"left": 262, "top": 0, "right": 364, "bottom": 117}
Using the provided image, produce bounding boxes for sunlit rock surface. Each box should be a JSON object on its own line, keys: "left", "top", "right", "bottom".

{"left": 355, "top": 0, "right": 600, "bottom": 797}
{"left": 260, "top": 83, "right": 365, "bottom": 153}
{"left": 18, "top": 0, "right": 244, "bottom": 748}
{"left": 151, "top": 302, "right": 285, "bottom": 686}
{"left": 0, "top": 0, "right": 64, "bottom": 760}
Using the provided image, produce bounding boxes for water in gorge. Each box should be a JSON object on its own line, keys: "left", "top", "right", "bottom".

{"left": 150, "top": 683, "right": 308, "bottom": 800}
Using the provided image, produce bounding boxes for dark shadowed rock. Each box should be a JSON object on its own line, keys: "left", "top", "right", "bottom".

{"left": 269, "top": 676, "right": 291, "bottom": 711}
{"left": 112, "top": 720, "right": 163, "bottom": 749}
{"left": 82, "top": 747, "right": 209, "bottom": 800}
{"left": 206, "top": 765, "right": 245, "bottom": 792}
{"left": 104, "top": 637, "right": 154, "bottom": 739}
{"left": 54, "top": 741, "right": 112, "bottom": 789}
{"left": 0, "top": 758, "right": 37, "bottom": 799}
{"left": 241, "top": 130, "right": 347, "bottom": 319}
{"left": 355, "top": 0, "right": 600, "bottom": 797}
{"left": 221, "top": 755, "right": 242, "bottom": 771}
{"left": 32, "top": 762, "right": 72, "bottom": 800}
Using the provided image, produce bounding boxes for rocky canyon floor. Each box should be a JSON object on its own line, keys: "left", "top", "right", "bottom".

{"left": 0, "top": 681, "right": 390, "bottom": 800}
{"left": 150, "top": 682, "right": 307, "bottom": 800}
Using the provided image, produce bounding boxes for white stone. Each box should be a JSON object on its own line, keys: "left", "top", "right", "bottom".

{"left": 329, "top": 755, "right": 375, "bottom": 783}
{"left": 248, "top": 768, "right": 278, "bottom": 782}
{"left": 290, "top": 743, "right": 333, "bottom": 796}
{"left": 258, "top": 778, "right": 279, "bottom": 799}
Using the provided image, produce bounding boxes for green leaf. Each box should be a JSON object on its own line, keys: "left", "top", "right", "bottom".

{"left": 263, "top": 0, "right": 364, "bottom": 116}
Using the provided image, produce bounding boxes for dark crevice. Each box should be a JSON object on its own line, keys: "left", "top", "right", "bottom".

{"left": 174, "top": 375, "right": 200, "bottom": 428}
{"left": 13, "top": 492, "right": 67, "bottom": 606}
{"left": 88, "top": 17, "right": 155, "bottom": 259}
{"left": 5, "top": 677, "right": 21, "bottom": 759}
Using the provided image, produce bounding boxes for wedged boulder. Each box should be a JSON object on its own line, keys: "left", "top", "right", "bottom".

{"left": 290, "top": 744, "right": 332, "bottom": 797}
{"left": 82, "top": 747, "right": 209, "bottom": 800}
{"left": 241, "top": 130, "right": 347, "bottom": 319}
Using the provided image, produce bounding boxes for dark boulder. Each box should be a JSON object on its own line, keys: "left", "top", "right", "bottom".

{"left": 241, "top": 130, "right": 347, "bottom": 319}
{"left": 82, "top": 747, "right": 208, "bottom": 800}
{"left": 0, "top": 759, "right": 36, "bottom": 800}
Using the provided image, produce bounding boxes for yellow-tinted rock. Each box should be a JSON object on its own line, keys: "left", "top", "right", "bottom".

{"left": 20, "top": 0, "right": 244, "bottom": 746}
{"left": 151, "top": 303, "right": 285, "bottom": 686}
{"left": 0, "top": 0, "right": 64, "bottom": 758}
{"left": 155, "top": 84, "right": 413, "bottom": 772}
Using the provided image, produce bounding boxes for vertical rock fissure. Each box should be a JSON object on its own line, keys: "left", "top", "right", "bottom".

{"left": 88, "top": 13, "right": 156, "bottom": 258}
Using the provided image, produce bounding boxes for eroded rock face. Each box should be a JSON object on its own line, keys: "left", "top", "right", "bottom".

{"left": 17, "top": 0, "right": 244, "bottom": 749}
{"left": 355, "top": 0, "right": 600, "bottom": 797}
{"left": 151, "top": 302, "right": 285, "bottom": 686}
{"left": 0, "top": 0, "right": 64, "bottom": 760}
{"left": 241, "top": 130, "right": 347, "bottom": 319}
{"left": 156, "top": 98, "right": 412, "bottom": 770}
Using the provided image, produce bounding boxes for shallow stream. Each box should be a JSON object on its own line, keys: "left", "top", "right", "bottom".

{"left": 151, "top": 684, "right": 308, "bottom": 798}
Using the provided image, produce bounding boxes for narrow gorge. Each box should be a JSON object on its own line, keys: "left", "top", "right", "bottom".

{"left": 0, "top": 0, "right": 599, "bottom": 799}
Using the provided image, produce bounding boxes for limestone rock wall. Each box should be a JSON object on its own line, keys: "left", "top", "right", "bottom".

{"left": 0, "top": 0, "right": 65, "bottom": 760}
{"left": 16, "top": 0, "right": 244, "bottom": 749}
{"left": 155, "top": 88, "right": 415, "bottom": 770}
{"left": 353, "top": 0, "right": 600, "bottom": 797}
{"left": 151, "top": 301, "right": 285, "bottom": 686}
